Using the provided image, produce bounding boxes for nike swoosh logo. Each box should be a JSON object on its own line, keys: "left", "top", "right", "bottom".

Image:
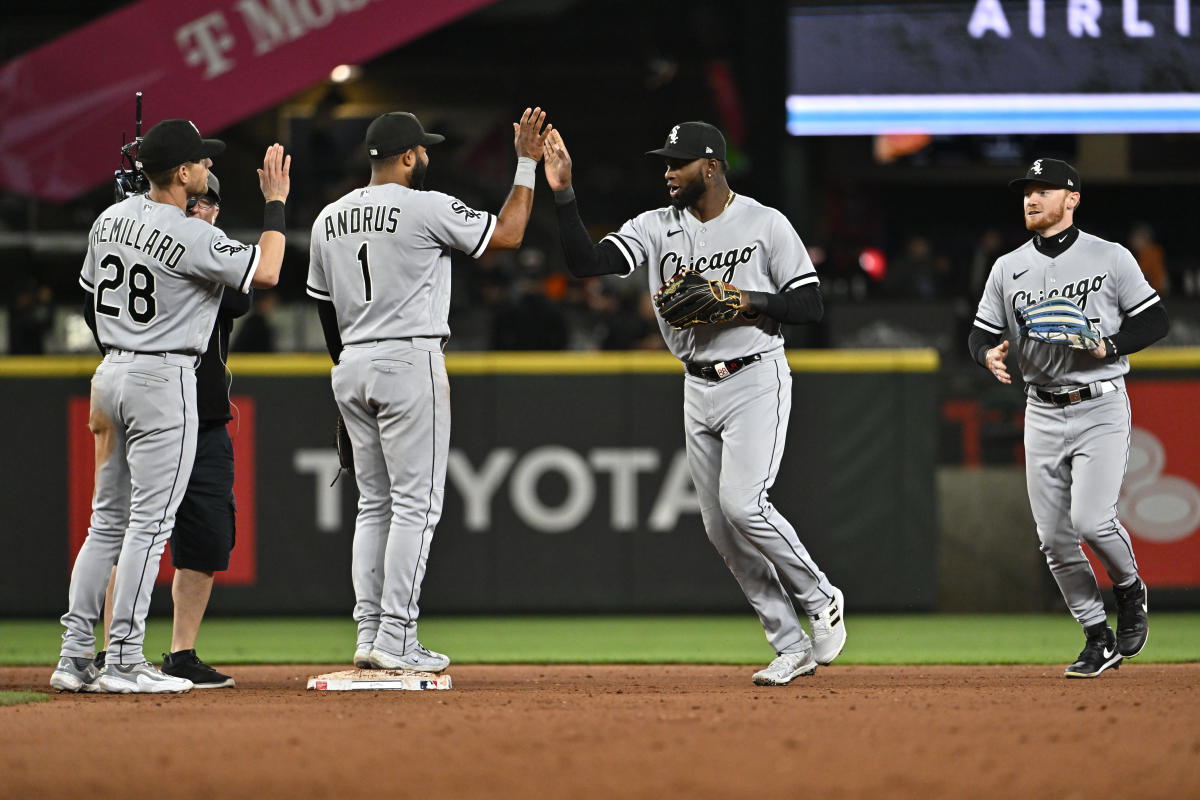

{"left": 667, "top": 229, "right": 683, "bottom": 237}
{"left": 1058, "top": 234, "right": 1068, "bottom": 242}
{"left": 1012, "top": 270, "right": 1029, "bottom": 280}
{"left": 1103, "top": 646, "right": 1116, "bottom": 659}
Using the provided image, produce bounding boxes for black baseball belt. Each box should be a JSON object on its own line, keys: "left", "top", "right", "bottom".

{"left": 1028, "top": 379, "right": 1117, "bottom": 406}
{"left": 684, "top": 353, "right": 762, "bottom": 381}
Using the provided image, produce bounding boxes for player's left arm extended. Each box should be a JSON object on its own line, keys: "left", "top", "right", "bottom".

{"left": 1098, "top": 302, "right": 1169, "bottom": 359}
{"left": 739, "top": 283, "right": 823, "bottom": 325}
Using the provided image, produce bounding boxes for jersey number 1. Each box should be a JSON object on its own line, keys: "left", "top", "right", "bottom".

{"left": 96, "top": 254, "right": 157, "bottom": 323}
{"left": 357, "top": 242, "right": 373, "bottom": 302}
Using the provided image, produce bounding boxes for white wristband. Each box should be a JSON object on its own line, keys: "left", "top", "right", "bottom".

{"left": 514, "top": 157, "right": 537, "bottom": 189}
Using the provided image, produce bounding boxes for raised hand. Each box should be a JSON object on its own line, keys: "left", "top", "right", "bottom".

{"left": 512, "top": 107, "right": 550, "bottom": 162}
{"left": 542, "top": 128, "right": 572, "bottom": 191}
{"left": 258, "top": 143, "right": 291, "bottom": 204}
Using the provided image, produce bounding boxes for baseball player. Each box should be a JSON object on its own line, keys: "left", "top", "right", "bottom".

{"left": 90, "top": 174, "right": 246, "bottom": 689}
{"left": 542, "top": 122, "right": 846, "bottom": 686}
{"left": 50, "top": 120, "right": 290, "bottom": 694}
{"left": 307, "top": 108, "right": 550, "bottom": 672}
{"left": 970, "top": 158, "right": 1169, "bottom": 678}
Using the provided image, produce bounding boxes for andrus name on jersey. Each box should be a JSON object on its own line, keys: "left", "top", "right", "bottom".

{"left": 91, "top": 216, "right": 186, "bottom": 269}
{"left": 1011, "top": 273, "right": 1108, "bottom": 312}
{"left": 659, "top": 244, "right": 759, "bottom": 284}
{"left": 321, "top": 205, "right": 402, "bottom": 241}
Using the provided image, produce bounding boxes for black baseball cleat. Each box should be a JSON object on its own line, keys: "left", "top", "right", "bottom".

{"left": 1112, "top": 578, "right": 1149, "bottom": 658}
{"left": 162, "top": 649, "right": 236, "bottom": 689}
{"left": 1064, "top": 623, "right": 1122, "bottom": 679}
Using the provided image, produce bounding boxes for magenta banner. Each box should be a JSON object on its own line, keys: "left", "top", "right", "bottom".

{"left": 0, "top": 0, "right": 495, "bottom": 202}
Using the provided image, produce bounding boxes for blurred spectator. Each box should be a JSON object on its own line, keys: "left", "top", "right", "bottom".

{"left": 968, "top": 229, "right": 1005, "bottom": 300}
{"left": 7, "top": 277, "right": 54, "bottom": 354}
{"left": 597, "top": 287, "right": 662, "bottom": 350}
{"left": 232, "top": 291, "right": 279, "bottom": 352}
{"left": 1128, "top": 223, "right": 1167, "bottom": 295}
{"left": 884, "top": 235, "right": 940, "bottom": 298}
{"left": 491, "top": 279, "right": 569, "bottom": 350}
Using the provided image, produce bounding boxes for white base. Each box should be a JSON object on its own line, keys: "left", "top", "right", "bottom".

{"left": 307, "top": 668, "right": 452, "bottom": 691}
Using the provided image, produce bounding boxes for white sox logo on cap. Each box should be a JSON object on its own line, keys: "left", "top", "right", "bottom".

{"left": 668, "top": 125, "right": 680, "bottom": 144}
{"left": 1032, "top": 159, "right": 1043, "bottom": 174}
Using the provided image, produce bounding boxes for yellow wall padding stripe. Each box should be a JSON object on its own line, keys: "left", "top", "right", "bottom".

{"left": 5, "top": 346, "right": 1198, "bottom": 378}
{"left": 0, "top": 349, "right": 941, "bottom": 377}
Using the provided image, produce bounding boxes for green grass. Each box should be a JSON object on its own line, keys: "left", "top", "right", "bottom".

{"left": 0, "top": 691, "right": 49, "bottom": 706}
{"left": 3, "top": 613, "right": 1197, "bottom": 666}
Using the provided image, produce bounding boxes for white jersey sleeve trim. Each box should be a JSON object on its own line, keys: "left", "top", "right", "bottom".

{"left": 306, "top": 284, "right": 332, "bottom": 301}
{"left": 781, "top": 273, "right": 819, "bottom": 291}
{"left": 1125, "top": 292, "right": 1161, "bottom": 317}
{"left": 468, "top": 212, "right": 497, "bottom": 259}
{"left": 79, "top": 275, "right": 95, "bottom": 292}
{"left": 238, "top": 245, "right": 261, "bottom": 293}
{"left": 973, "top": 315, "right": 1005, "bottom": 335}
{"left": 599, "top": 233, "right": 637, "bottom": 276}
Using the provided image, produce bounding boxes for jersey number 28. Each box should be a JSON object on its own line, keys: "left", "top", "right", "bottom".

{"left": 96, "top": 254, "right": 157, "bottom": 323}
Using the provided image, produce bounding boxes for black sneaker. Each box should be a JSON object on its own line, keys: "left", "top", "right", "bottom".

{"left": 1064, "top": 623, "right": 1122, "bottom": 679}
{"left": 1112, "top": 578, "right": 1149, "bottom": 658}
{"left": 161, "top": 649, "right": 235, "bottom": 689}
{"left": 94, "top": 650, "right": 106, "bottom": 669}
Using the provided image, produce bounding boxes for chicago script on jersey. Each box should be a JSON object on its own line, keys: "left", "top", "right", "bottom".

{"left": 659, "top": 244, "right": 759, "bottom": 283}
{"left": 1011, "top": 272, "right": 1109, "bottom": 311}
{"left": 92, "top": 215, "right": 186, "bottom": 268}
{"left": 322, "top": 205, "right": 402, "bottom": 240}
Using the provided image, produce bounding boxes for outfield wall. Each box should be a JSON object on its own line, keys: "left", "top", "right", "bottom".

{"left": 0, "top": 350, "right": 939, "bottom": 616}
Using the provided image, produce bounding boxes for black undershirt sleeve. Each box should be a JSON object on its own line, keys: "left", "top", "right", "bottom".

{"left": 741, "top": 284, "right": 823, "bottom": 325}
{"left": 553, "top": 195, "right": 631, "bottom": 278}
{"left": 1107, "top": 302, "right": 1169, "bottom": 358}
{"left": 316, "top": 299, "right": 343, "bottom": 364}
{"left": 219, "top": 286, "right": 252, "bottom": 320}
{"left": 968, "top": 326, "right": 1003, "bottom": 368}
{"left": 82, "top": 294, "right": 103, "bottom": 354}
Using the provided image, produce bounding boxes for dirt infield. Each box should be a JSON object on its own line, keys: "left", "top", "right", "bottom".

{"left": 3, "top": 664, "right": 1198, "bottom": 799}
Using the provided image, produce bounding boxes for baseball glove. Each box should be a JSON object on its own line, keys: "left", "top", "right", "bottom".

{"left": 653, "top": 269, "right": 743, "bottom": 329}
{"left": 1018, "top": 296, "right": 1101, "bottom": 350}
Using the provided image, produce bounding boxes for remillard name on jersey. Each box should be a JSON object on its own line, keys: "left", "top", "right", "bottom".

{"left": 91, "top": 216, "right": 186, "bottom": 268}
{"left": 322, "top": 205, "right": 403, "bottom": 241}
{"left": 659, "top": 243, "right": 759, "bottom": 283}
{"left": 1011, "top": 272, "right": 1109, "bottom": 312}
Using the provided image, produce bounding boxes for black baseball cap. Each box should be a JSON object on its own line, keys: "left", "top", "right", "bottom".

{"left": 365, "top": 112, "right": 444, "bottom": 159}
{"left": 137, "top": 119, "right": 225, "bottom": 173}
{"left": 646, "top": 121, "right": 727, "bottom": 161}
{"left": 1009, "top": 158, "right": 1082, "bottom": 193}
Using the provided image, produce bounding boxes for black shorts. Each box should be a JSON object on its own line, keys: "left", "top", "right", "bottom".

{"left": 171, "top": 423, "right": 236, "bottom": 572}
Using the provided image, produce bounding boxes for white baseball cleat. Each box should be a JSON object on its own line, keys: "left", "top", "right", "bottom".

{"left": 353, "top": 646, "right": 373, "bottom": 669}
{"left": 49, "top": 656, "right": 103, "bottom": 693}
{"left": 369, "top": 644, "right": 450, "bottom": 672}
{"left": 811, "top": 586, "right": 847, "bottom": 665}
{"left": 97, "top": 661, "right": 193, "bottom": 693}
{"left": 752, "top": 647, "right": 818, "bottom": 686}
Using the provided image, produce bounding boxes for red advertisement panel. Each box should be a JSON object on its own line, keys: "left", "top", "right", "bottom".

{"left": 1089, "top": 381, "right": 1200, "bottom": 588}
{"left": 0, "top": 0, "right": 496, "bottom": 201}
{"left": 67, "top": 396, "right": 257, "bottom": 586}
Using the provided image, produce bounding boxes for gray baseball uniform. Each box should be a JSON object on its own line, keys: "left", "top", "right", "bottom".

{"left": 64, "top": 194, "right": 260, "bottom": 666}
{"left": 306, "top": 183, "right": 494, "bottom": 660}
{"left": 974, "top": 229, "right": 1160, "bottom": 627}
{"left": 604, "top": 194, "right": 836, "bottom": 656}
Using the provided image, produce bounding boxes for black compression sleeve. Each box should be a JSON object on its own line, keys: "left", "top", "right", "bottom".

{"left": 316, "top": 299, "right": 343, "bottom": 364}
{"left": 968, "top": 326, "right": 1003, "bottom": 368}
{"left": 82, "top": 294, "right": 103, "bottom": 354}
{"left": 1108, "top": 302, "right": 1169, "bottom": 358}
{"left": 553, "top": 194, "right": 630, "bottom": 278}
{"left": 743, "top": 284, "right": 823, "bottom": 325}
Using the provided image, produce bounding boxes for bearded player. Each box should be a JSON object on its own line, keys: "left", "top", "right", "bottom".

{"left": 543, "top": 122, "right": 846, "bottom": 685}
